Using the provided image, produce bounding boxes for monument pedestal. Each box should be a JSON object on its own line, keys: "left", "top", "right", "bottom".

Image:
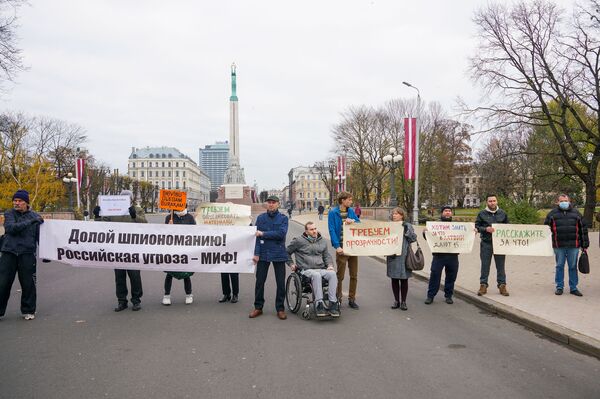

{"left": 217, "top": 184, "right": 253, "bottom": 205}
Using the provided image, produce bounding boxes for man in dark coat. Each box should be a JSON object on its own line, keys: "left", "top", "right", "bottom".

{"left": 475, "top": 194, "right": 510, "bottom": 296}
{"left": 94, "top": 189, "right": 147, "bottom": 311}
{"left": 249, "top": 195, "right": 289, "bottom": 320}
{"left": 544, "top": 194, "right": 588, "bottom": 296}
{"left": 0, "top": 190, "right": 44, "bottom": 320}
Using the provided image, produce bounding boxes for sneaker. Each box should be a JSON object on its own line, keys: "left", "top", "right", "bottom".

{"left": 185, "top": 294, "right": 194, "bottom": 304}
{"left": 399, "top": 301, "right": 407, "bottom": 311}
{"left": 445, "top": 297, "right": 454, "bottom": 304}
{"left": 316, "top": 301, "right": 327, "bottom": 317}
{"left": 132, "top": 303, "right": 142, "bottom": 311}
{"left": 555, "top": 288, "right": 563, "bottom": 295}
{"left": 162, "top": 295, "right": 171, "bottom": 306}
{"left": 570, "top": 289, "right": 583, "bottom": 297}
{"left": 23, "top": 314, "right": 35, "bottom": 320}
{"left": 329, "top": 302, "right": 340, "bottom": 318}
{"left": 477, "top": 284, "right": 487, "bottom": 296}
{"left": 348, "top": 299, "right": 360, "bottom": 310}
{"left": 390, "top": 301, "right": 400, "bottom": 309}
{"left": 424, "top": 297, "right": 433, "bottom": 305}
{"left": 498, "top": 284, "right": 509, "bottom": 296}
{"left": 114, "top": 302, "right": 128, "bottom": 312}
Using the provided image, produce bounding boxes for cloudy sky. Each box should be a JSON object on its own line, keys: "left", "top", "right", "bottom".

{"left": 1, "top": 0, "right": 576, "bottom": 190}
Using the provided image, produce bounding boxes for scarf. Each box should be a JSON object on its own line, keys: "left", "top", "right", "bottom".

{"left": 485, "top": 207, "right": 498, "bottom": 214}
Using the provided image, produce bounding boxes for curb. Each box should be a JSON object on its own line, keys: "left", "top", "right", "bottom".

{"left": 289, "top": 218, "right": 600, "bottom": 360}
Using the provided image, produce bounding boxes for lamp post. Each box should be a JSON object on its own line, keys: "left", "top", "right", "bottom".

{"left": 383, "top": 147, "right": 402, "bottom": 207}
{"left": 153, "top": 184, "right": 159, "bottom": 213}
{"left": 62, "top": 172, "right": 77, "bottom": 211}
{"left": 402, "top": 80, "right": 421, "bottom": 225}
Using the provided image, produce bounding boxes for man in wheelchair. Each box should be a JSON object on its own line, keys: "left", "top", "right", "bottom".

{"left": 286, "top": 222, "right": 340, "bottom": 317}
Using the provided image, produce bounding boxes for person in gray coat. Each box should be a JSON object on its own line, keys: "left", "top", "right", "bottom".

{"left": 286, "top": 221, "right": 339, "bottom": 317}
{"left": 386, "top": 207, "right": 417, "bottom": 311}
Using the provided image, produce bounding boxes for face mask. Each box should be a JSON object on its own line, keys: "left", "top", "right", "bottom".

{"left": 559, "top": 201, "right": 570, "bottom": 210}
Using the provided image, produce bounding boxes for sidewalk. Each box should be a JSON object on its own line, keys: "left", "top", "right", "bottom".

{"left": 292, "top": 212, "right": 600, "bottom": 358}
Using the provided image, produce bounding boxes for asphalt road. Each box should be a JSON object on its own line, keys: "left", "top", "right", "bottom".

{"left": 0, "top": 217, "right": 599, "bottom": 399}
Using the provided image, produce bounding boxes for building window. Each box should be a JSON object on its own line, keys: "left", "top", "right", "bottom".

{"left": 168, "top": 171, "right": 171, "bottom": 177}
{"left": 465, "top": 178, "right": 469, "bottom": 184}
{"left": 183, "top": 181, "right": 186, "bottom": 189}
{"left": 162, "top": 171, "right": 165, "bottom": 177}
{"left": 141, "top": 162, "right": 144, "bottom": 167}
{"left": 176, "top": 181, "right": 179, "bottom": 189}
{"left": 183, "top": 171, "right": 186, "bottom": 177}
{"left": 175, "top": 171, "right": 179, "bottom": 177}
{"left": 162, "top": 162, "right": 165, "bottom": 167}
{"left": 132, "top": 171, "right": 136, "bottom": 177}
{"left": 168, "top": 181, "right": 172, "bottom": 189}
{"left": 168, "top": 162, "right": 171, "bottom": 167}
{"left": 148, "top": 171, "right": 152, "bottom": 177}
{"left": 141, "top": 171, "right": 144, "bottom": 177}
{"left": 176, "top": 162, "right": 179, "bottom": 167}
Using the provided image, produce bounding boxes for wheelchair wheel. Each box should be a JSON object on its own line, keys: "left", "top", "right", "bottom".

{"left": 301, "top": 309, "right": 311, "bottom": 320}
{"left": 285, "top": 273, "right": 302, "bottom": 313}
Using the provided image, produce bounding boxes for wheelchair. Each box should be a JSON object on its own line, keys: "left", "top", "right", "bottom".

{"left": 285, "top": 270, "right": 340, "bottom": 320}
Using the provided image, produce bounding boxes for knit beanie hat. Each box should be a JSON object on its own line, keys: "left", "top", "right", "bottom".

{"left": 12, "top": 189, "right": 30, "bottom": 204}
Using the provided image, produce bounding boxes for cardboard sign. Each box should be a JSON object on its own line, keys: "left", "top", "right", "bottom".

{"left": 196, "top": 202, "right": 252, "bottom": 226}
{"left": 342, "top": 220, "right": 404, "bottom": 256}
{"left": 424, "top": 222, "right": 476, "bottom": 254}
{"left": 98, "top": 195, "right": 131, "bottom": 217}
{"left": 159, "top": 189, "right": 187, "bottom": 211}
{"left": 491, "top": 224, "right": 553, "bottom": 256}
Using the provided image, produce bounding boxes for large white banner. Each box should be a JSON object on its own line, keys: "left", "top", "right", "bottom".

{"left": 342, "top": 220, "right": 404, "bottom": 256}
{"left": 491, "top": 224, "right": 554, "bottom": 256}
{"left": 39, "top": 220, "right": 257, "bottom": 273}
{"left": 424, "top": 222, "right": 475, "bottom": 254}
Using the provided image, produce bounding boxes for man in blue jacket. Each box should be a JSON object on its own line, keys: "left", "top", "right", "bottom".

{"left": 328, "top": 191, "right": 360, "bottom": 309}
{"left": 249, "top": 195, "right": 289, "bottom": 320}
{"left": 0, "top": 190, "right": 44, "bottom": 320}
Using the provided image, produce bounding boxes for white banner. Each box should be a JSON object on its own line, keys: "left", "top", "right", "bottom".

{"left": 98, "top": 195, "right": 131, "bottom": 216}
{"left": 424, "top": 222, "right": 475, "bottom": 254}
{"left": 39, "top": 220, "right": 257, "bottom": 273}
{"left": 491, "top": 224, "right": 554, "bottom": 256}
{"left": 342, "top": 220, "right": 404, "bottom": 256}
{"left": 196, "top": 202, "right": 252, "bottom": 226}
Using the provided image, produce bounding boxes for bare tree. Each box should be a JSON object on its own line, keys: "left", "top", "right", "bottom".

{"left": 314, "top": 159, "right": 337, "bottom": 205}
{"left": 0, "top": 0, "right": 24, "bottom": 87}
{"left": 469, "top": 0, "right": 600, "bottom": 223}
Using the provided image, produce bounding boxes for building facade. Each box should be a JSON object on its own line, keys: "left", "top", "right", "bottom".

{"left": 288, "top": 166, "right": 330, "bottom": 210}
{"left": 199, "top": 141, "right": 229, "bottom": 192}
{"left": 452, "top": 172, "right": 482, "bottom": 208}
{"left": 128, "top": 146, "right": 211, "bottom": 210}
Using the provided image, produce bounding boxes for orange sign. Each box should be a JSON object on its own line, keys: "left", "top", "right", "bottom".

{"left": 159, "top": 189, "right": 187, "bottom": 211}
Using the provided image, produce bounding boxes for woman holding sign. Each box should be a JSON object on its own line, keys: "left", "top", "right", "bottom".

{"left": 386, "top": 207, "right": 417, "bottom": 311}
{"left": 162, "top": 206, "right": 196, "bottom": 305}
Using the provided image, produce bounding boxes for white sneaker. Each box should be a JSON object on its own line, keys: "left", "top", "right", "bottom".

{"left": 185, "top": 294, "right": 193, "bottom": 305}
{"left": 23, "top": 314, "right": 35, "bottom": 320}
{"left": 162, "top": 295, "right": 171, "bottom": 306}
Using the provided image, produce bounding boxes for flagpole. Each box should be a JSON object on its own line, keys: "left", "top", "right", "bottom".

{"left": 403, "top": 81, "right": 421, "bottom": 225}
{"left": 75, "top": 159, "right": 81, "bottom": 210}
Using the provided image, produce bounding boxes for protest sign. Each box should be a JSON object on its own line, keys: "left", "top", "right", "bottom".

{"left": 159, "top": 189, "right": 187, "bottom": 211}
{"left": 424, "top": 222, "right": 475, "bottom": 254}
{"left": 39, "top": 220, "right": 257, "bottom": 273}
{"left": 98, "top": 195, "right": 131, "bottom": 217}
{"left": 342, "top": 220, "right": 404, "bottom": 256}
{"left": 491, "top": 224, "right": 553, "bottom": 256}
{"left": 196, "top": 202, "right": 252, "bottom": 226}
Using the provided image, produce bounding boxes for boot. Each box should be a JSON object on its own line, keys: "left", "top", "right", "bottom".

{"left": 498, "top": 284, "right": 509, "bottom": 296}
{"left": 477, "top": 284, "right": 487, "bottom": 296}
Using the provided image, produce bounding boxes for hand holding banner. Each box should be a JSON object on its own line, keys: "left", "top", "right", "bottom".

{"left": 424, "top": 222, "right": 475, "bottom": 254}
{"left": 342, "top": 220, "right": 404, "bottom": 256}
{"left": 491, "top": 224, "right": 553, "bottom": 256}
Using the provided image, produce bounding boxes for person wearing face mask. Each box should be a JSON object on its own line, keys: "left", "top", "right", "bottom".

{"left": 249, "top": 195, "right": 289, "bottom": 320}
{"left": 475, "top": 194, "right": 510, "bottom": 296}
{"left": 423, "top": 206, "right": 460, "bottom": 305}
{"left": 544, "top": 194, "right": 588, "bottom": 296}
{"left": 162, "top": 205, "right": 196, "bottom": 305}
{"left": 0, "top": 190, "right": 44, "bottom": 320}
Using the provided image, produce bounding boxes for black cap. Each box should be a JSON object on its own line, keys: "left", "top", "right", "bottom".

{"left": 440, "top": 205, "right": 453, "bottom": 213}
{"left": 266, "top": 195, "right": 280, "bottom": 202}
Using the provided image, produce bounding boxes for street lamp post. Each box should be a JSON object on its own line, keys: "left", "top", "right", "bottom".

{"left": 383, "top": 147, "right": 402, "bottom": 207}
{"left": 153, "top": 184, "right": 159, "bottom": 213}
{"left": 62, "top": 172, "right": 77, "bottom": 211}
{"left": 402, "top": 80, "right": 421, "bottom": 225}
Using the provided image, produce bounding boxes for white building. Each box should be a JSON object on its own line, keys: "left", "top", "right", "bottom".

{"left": 128, "top": 146, "right": 211, "bottom": 210}
{"left": 289, "top": 166, "right": 330, "bottom": 210}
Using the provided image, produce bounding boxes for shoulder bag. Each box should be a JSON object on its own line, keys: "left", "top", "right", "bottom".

{"left": 405, "top": 241, "right": 425, "bottom": 271}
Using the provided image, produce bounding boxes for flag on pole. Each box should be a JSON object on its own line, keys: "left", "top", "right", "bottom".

{"left": 336, "top": 155, "right": 346, "bottom": 192}
{"left": 75, "top": 158, "right": 85, "bottom": 209}
{"left": 404, "top": 117, "right": 417, "bottom": 180}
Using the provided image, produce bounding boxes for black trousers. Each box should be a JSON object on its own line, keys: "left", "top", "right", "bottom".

{"left": 0, "top": 252, "right": 37, "bottom": 316}
{"left": 114, "top": 269, "right": 143, "bottom": 305}
{"left": 254, "top": 261, "right": 286, "bottom": 311}
{"left": 220, "top": 273, "right": 239, "bottom": 296}
{"left": 427, "top": 255, "right": 459, "bottom": 299}
{"left": 164, "top": 275, "right": 192, "bottom": 295}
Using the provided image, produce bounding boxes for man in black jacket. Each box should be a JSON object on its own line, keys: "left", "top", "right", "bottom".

{"left": 475, "top": 194, "right": 510, "bottom": 296}
{"left": 544, "top": 194, "right": 588, "bottom": 296}
{"left": 0, "top": 190, "right": 44, "bottom": 320}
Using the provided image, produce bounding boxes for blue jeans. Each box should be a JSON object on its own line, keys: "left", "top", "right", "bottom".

{"left": 554, "top": 248, "right": 579, "bottom": 291}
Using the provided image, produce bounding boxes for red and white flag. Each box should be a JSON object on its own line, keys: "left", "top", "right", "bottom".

{"left": 75, "top": 158, "right": 85, "bottom": 188}
{"left": 336, "top": 155, "right": 346, "bottom": 192}
{"left": 404, "top": 118, "right": 417, "bottom": 180}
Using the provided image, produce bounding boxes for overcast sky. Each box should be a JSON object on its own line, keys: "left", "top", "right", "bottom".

{"left": 2, "top": 0, "right": 576, "bottom": 190}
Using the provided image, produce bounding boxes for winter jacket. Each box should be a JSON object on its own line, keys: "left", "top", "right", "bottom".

{"left": 1, "top": 208, "right": 42, "bottom": 255}
{"left": 164, "top": 212, "right": 196, "bottom": 225}
{"left": 286, "top": 232, "right": 332, "bottom": 270}
{"left": 544, "top": 206, "right": 589, "bottom": 249}
{"left": 475, "top": 208, "right": 509, "bottom": 243}
{"left": 386, "top": 222, "right": 417, "bottom": 279}
{"left": 254, "top": 210, "right": 288, "bottom": 262}
{"left": 328, "top": 206, "right": 359, "bottom": 249}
